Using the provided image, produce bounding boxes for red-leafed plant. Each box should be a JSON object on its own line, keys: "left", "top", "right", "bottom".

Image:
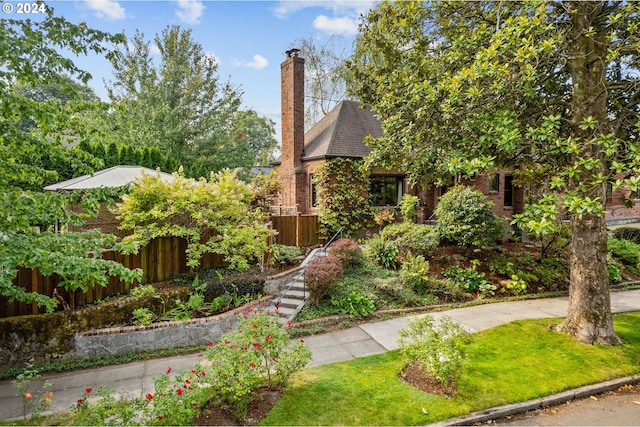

{"left": 304, "top": 256, "right": 344, "bottom": 304}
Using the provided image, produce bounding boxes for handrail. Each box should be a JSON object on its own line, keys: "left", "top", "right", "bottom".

{"left": 323, "top": 227, "right": 344, "bottom": 254}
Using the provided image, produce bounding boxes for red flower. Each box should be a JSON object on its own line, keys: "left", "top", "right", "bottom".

{"left": 224, "top": 340, "right": 230, "bottom": 345}
{"left": 300, "top": 339, "right": 305, "bottom": 343}
{"left": 253, "top": 343, "right": 261, "bottom": 348}
{"left": 146, "top": 394, "right": 153, "bottom": 401}
{"left": 176, "top": 389, "right": 183, "bottom": 396}
{"left": 157, "top": 416, "right": 164, "bottom": 421}
{"left": 167, "top": 367, "right": 172, "bottom": 373}
{"left": 185, "top": 379, "right": 191, "bottom": 384}
{"left": 251, "top": 363, "right": 257, "bottom": 368}
{"left": 201, "top": 372, "right": 206, "bottom": 377}
{"left": 77, "top": 399, "right": 84, "bottom": 407}
{"left": 85, "top": 388, "right": 92, "bottom": 393}
{"left": 207, "top": 342, "right": 213, "bottom": 347}
{"left": 272, "top": 357, "right": 277, "bottom": 362}
{"left": 193, "top": 403, "right": 198, "bottom": 409}
{"left": 265, "top": 335, "right": 272, "bottom": 342}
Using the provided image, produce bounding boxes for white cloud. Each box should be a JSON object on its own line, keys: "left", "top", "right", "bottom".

{"left": 273, "top": 0, "right": 375, "bottom": 19}
{"left": 84, "top": 0, "right": 126, "bottom": 21}
{"left": 313, "top": 15, "right": 358, "bottom": 35}
{"left": 175, "top": 0, "right": 206, "bottom": 25}
{"left": 233, "top": 54, "right": 269, "bottom": 70}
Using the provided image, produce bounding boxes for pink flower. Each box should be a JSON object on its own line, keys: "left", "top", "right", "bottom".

{"left": 300, "top": 339, "right": 305, "bottom": 343}
{"left": 166, "top": 367, "right": 172, "bottom": 373}
{"left": 24, "top": 392, "right": 33, "bottom": 399}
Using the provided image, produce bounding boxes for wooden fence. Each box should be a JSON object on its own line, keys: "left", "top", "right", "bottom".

{"left": 2, "top": 217, "right": 317, "bottom": 318}
{"left": 2, "top": 236, "right": 225, "bottom": 318}
{"left": 271, "top": 215, "right": 320, "bottom": 247}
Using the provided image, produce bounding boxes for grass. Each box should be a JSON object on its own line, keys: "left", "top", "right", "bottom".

{"left": 262, "top": 313, "right": 640, "bottom": 426}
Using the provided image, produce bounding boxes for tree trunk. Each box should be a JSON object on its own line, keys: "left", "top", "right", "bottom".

{"left": 559, "top": 1, "right": 620, "bottom": 344}
{"left": 560, "top": 214, "right": 620, "bottom": 344}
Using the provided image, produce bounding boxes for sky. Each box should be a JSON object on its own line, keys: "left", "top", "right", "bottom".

{"left": 9, "top": 0, "right": 376, "bottom": 141}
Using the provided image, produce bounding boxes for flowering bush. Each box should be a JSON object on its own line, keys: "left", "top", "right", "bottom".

{"left": 398, "top": 315, "right": 469, "bottom": 396}
{"left": 74, "top": 309, "right": 310, "bottom": 424}
{"left": 329, "top": 238, "right": 363, "bottom": 267}
{"left": 202, "top": 309, "right": 312, "bottom": 419}
{"left": 304, "top": 255, "right": 344, "bottom": 304}
{"left": 11, "top": 367, "right": 53, "bottom": 421}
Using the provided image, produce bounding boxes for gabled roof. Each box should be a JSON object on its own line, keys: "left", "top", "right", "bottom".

{"left": 44, "top": 165, "right": 174, "bottom": 191}
{"left": 302, "top": 100, "right": 383, "bottom": 161}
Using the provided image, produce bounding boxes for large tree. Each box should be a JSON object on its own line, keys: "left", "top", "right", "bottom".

{"left": 105, "top": 26, "right": 253, "bottom": 177}
{"left": 348, "top": 1, "right": 640, "bottom": 344}
{"left": 0, "top": 4, "right": 140, "bottom": 311}
{"left": 295, "top": 35, "right": 355, "bottom": 129}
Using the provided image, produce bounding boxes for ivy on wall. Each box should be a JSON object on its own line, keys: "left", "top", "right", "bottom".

{"left": 313, "top": 158, "right": 374, "bottom": 237}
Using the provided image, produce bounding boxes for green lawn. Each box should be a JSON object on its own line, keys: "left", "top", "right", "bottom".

{"left": 262, "top": 313, "right": 640, "bottom": 426}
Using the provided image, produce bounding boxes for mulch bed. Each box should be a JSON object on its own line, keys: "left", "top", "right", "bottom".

{"left": 194, "top": 386, "right": 284, "bottom": 426}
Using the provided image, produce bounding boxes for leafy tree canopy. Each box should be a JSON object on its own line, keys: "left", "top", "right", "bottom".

{"left": 114, "top": 169, "right": 274, "bottom": 271}
{"left": 348, "top": 0, "right": 640, "bottom": 344}
{"left": 104, "top": 25, "right": 274, "bottom": 179}
{"left": 0, "top": 4, "right": 141, "bottom": 311}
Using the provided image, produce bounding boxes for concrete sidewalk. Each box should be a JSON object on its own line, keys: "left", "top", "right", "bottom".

{"left": 1, "top": 289, "right": 640, "bottom": 422}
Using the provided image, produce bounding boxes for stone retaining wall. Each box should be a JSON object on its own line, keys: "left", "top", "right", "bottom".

{"left": 71, "top": 295, "right": 274, "bottom": 359}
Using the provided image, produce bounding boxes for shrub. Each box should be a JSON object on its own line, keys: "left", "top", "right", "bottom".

{"left": 398, "top": 315, "right": 469, "bottom": 396}
{"left": 381, "top": 222, "right": 439, "bottom": 258}
{"left": 608, "top": 236, "right": 640, "bottom": 267}
{"left": 329, "top": 238, "right": 363, "bottom": 267}
{"left": 203, "top": 310, "right": 312, "bottom": 419}
{"left": 443, "top": 265, "right": 494, "bottom": 292}
{"left": 608, "top": 262, "right": 623, "bottom": 284}
{"left": 400, "top": 194, "right": 419, "bottom": 222}
{"left": 332, "top": 291, "right": 376, "bottom": 318}
{"left": 364, "top": 235, "right": 399, "bottom": 269}
{"left": 399, "top": 252, "right": 430, "bottom": 293}
{"left": 271, "top": 244, "right": 302, "bottom": 266}
{"left": 304, "top": 256, "right": 344, "bottom": 304}
{"left": 434, "top": 185, "right": 504, "bottom": 248}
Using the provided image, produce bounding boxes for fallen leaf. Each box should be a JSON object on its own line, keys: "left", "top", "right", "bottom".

{"left": 550, "top": 409, "right": 557, "bottom": 415}
{"left": 632, "top": 401, "right": 640, "bottom": 405}
{"left": 422, "top": 408, "right": 428, "bottom": 415}
{"left": 590, "top": 395, "right": 599, "bottom": 401}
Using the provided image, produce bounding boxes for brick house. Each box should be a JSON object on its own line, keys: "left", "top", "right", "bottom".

{"left": 273, "top": 49, "right": 640, "bottom": 224}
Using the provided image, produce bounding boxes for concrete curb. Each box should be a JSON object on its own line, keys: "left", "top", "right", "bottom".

{"left": 427, "top": 374, "right": 640, "bottom": 426}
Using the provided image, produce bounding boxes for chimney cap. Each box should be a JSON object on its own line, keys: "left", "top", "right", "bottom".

{"left": 285, "top": 48, "right": 301, "bottom": 58}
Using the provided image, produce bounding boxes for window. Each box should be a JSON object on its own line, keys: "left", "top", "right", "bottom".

{"left": 489, "top": 174, "right": 499, "bottom": 192}
{"left": 369, "top": 176, "right": 404, "bottom": 206}
{"left": 504, "top": 175, "right": 513, "bottom": 207}
{"left": 310, "top": 180, "right": 318, "bottom": 208}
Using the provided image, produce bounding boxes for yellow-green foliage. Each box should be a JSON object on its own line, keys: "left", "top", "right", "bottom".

{"left": 114, "top": 168, "right": 274, "bottom": 270}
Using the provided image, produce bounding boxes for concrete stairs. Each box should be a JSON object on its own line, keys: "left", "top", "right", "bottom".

{"left": 269, "top": 248, "right": 326, "bottom": 323}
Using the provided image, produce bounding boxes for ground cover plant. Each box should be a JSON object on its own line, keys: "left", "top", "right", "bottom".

{"left": 262, "top": 312, "right": 640, "bottom": 426}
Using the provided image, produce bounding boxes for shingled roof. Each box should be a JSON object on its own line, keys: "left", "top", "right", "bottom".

{"left": 302, "top": 100, "right": 383, "bottom": 161}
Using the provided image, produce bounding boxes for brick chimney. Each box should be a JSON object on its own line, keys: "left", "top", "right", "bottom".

{"left": 280, "top": 48, "right": 306, "bottom": 212}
